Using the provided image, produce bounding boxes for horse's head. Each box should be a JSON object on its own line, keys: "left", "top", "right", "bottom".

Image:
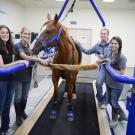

{"left": 32, "top": 14, "right": 62, "bottom": 55}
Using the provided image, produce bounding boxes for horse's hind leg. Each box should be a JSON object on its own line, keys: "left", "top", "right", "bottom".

{"left": 50, "top": 74, "right": 60, "bottom": 119}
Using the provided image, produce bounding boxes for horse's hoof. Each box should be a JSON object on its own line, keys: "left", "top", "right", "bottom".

{"left": 50, "top": 111, "right": 57, "bottom": 119}
{"left": 67, "top": 111, "right": 74, "bottom": 122}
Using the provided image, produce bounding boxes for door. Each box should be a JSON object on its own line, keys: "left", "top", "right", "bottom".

{"left": 69, "top": 28, "right": 92, "bottom": 64}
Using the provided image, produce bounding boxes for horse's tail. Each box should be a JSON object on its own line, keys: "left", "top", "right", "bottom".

{"left": 47, "top": 63, "right": 98, "bottom": 71}
{"left": 73, "top": 41, "right": 82, "bottom": 64}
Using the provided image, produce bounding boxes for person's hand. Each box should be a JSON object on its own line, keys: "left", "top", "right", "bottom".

{"left": 96, "top": 58, "right": 111, "bottom": 64}
{"left": 38, "top": 59, "right": 49, "bottom": 66}
{"left": 96, "top": 58, "right": 103, "bottom": 64}
{"left": 35, "top": 57, "right": 42, "bottom": 62}
{"left": 101, "top": 58, "right": 111, "bottom": 64}
{"left": 105, "top": 58, "right": 111, "bottom": 64}
{"left": 47, "top": 58, "right": 53, "bottom": 64}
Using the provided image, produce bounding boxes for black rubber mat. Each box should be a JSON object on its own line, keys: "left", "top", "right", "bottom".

{"left": 29, "top": 82, "right": 100, "bottom": 135}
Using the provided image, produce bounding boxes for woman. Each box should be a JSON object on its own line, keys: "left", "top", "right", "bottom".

{"left": 105, "top": 36, "right": 127, "bottom": 128}
{"left": 14, "top": 27, "right": 42, "bottom": 126}
{"left": 0, "top": 25, "right": 28, "bottom": 135}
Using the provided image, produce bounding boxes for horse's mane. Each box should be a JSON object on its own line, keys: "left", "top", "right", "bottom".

{"left": 60, "top": 24, "right": 75, "bottom": 46}
{"left": 60, "top": 24, "right": 82, "bottom": 64}
{"left": 41, "top": 20, "right": 53, "bottom": 28}
{"left": 59, "top": 24, "right": 82, "bottom": 64}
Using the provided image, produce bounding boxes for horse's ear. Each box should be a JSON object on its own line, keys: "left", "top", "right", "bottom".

{"left": 47, "top": 13, "right": 51, "bottom": 20}
{"left": 54, "top": 13, "right": 58, "bottom": 24}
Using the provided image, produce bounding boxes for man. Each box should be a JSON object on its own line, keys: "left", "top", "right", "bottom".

{"left": 78, "top": 28, "right": 111, "bottom": 109}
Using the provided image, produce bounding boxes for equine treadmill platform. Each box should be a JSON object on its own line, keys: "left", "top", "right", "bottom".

{"left": 29, "top": 82, "right": 100, "bottom": 135}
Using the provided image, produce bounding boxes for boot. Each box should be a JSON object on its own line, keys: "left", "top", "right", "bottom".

{"left": 21, "top": 100, "right": 28, "bottom": 119}
{"left": 14, "top": 102, "right": 22, "bottom": 126}
{"left": 118, "top": 107, "right": 128, "bottom": 121}
{"left": 110, "top": 108, "right": 119, "bottom": 128}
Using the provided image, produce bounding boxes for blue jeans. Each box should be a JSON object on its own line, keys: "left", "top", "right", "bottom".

{"left": 106, "top": 85, "right": 122, "bottom": 109}
{"left": 14, "top": 80, "right": 31, "bottom": 104}
{"left": 0, "top": 81, "right": 14, "bottom": 133}
{"left": 96, "top": 65, "right": 106, "bottom": 103}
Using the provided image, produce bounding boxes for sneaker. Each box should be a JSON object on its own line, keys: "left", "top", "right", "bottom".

{"left": 21, "top": 112, "right": 28, "bottom": 119}
{"left": 118, "top": 108, "right": 128, "bottom": 121}
{"left": 110, "top": 119, "right": 118, "bottom": 128}
{"left": 72, "top": 93, "right": 76, "bottom": 100}
{"left": 98, "top": 102, "right": 102, "bottom": 107}
{"left": 2, "top": 128, "right": 14, "bottom": 135}
{"left": 15, "top": 116, "right": 22, "bottom": 126}
{"left": 100, "top": 104, "right": 106, "bottom": 109}
{"left": 118, "top": 114, "right": 128, "bottom": 121}
{"left": 98, "top": 102, "right": 106, "bottom": 109}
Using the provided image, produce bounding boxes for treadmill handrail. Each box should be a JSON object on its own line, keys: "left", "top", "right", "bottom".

{"left": 105, "top": 64, "right": 135, "bottom": 84}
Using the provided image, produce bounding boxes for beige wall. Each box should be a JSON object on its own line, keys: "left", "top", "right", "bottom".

{"left": 0, "top": 0, "right": 24, "bottom": 33}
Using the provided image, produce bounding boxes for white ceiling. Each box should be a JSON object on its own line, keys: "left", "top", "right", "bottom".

{"left": 14, "top": 0, "right": 135, "bottom": 9}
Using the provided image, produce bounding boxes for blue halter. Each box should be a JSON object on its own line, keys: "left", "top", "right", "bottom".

{"left": 35, "top": 27, "right": 62, "bottom": 48}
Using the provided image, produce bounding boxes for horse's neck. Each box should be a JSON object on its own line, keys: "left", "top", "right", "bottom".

{"left": 57, "top": 35, "right": 72, "bottom": 63}
{"left": 58, "top": 39, "right": 70, "bottom": 56}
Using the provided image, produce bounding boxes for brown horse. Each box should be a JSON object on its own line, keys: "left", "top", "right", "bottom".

{"left": 32, "top": 14, "right": 82, "bottom": 121}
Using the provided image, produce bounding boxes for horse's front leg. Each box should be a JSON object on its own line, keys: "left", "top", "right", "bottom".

{"left": 72, "top": 75, "right": 77, "bottom": 99}
{"left": 50, "top": 72, "right": 60, "bottom": 119}
{"left": 66, "top": 77, "right": 74, "bottom": 121}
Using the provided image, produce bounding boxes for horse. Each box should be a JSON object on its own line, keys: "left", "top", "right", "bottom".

{"left": 32, "top": 14, "right": 82, "bottom": 121}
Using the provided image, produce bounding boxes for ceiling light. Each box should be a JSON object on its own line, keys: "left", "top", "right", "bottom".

{"left": 56, "top": 0, "right": 65, "bottom": 1}
{"left": 103, "top": 0, "right": 115, "bottom": 2}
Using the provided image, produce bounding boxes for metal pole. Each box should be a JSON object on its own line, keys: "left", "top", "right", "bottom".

{"left": 58, "top": 0, "right": 69, "bottom": 20}
{"left": 89, "top": 0, "right": 106, "bottom": 27}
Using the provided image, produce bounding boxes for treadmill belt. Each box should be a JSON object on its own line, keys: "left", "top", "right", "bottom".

{"left": 29, "top": 82, "right": 100, "bottom": 135}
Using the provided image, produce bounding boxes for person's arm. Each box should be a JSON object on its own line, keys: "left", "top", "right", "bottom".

{"left": 76, "top": 41, "right": 97, "bottom": 55}
{"left": 19, "top": 51, "right": 41, "bottom": 62}
{"left": 96, "top": 57, "right": 103, "bottom": 64}
{"left": 16, "top": 44, "right": 41, "bottom": 62}
{"left": 0, "top": 55, "right": 28, "bottom": 68}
